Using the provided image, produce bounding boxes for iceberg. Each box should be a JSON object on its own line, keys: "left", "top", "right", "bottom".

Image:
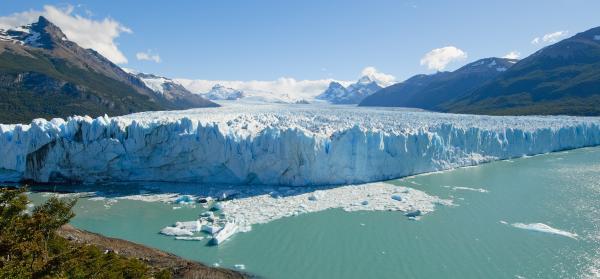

{"left": 510, "top": 222, "right": 578, "bottom": 239}
{"left": 159, "top": 226, "right": 193, "bottom": 236}
{"left": 219, "top": 182, "right": 452, "bottom": 232}
{"left": 211, "top": 222, "right": 238, "bottom": 245}
{"left": 175, "top": 236, "right": 204, "bottom": 241}
{"left": 1, "top": 103, "right": 600, "bottom": 186}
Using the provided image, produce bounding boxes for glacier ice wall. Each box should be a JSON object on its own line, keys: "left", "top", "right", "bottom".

{"left": 1, "top": 104, "right": 600, "bottom": 186}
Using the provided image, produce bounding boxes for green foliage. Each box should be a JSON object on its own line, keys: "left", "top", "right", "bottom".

{"left": 0, "top": 188, "right": 172, "bottom": 279}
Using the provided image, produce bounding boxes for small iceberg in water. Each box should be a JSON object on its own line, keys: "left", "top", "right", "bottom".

{"left": 160, "top": 226, "right": 194, "bottom": 236}
{"left": 211, "top": 222, "right": 239, "bottom": 245}
{"left": 503, "top": 221, "right": 578, "bottom": 239}
{"left": 175, "top": 236, "right": 205, "bottom": 241}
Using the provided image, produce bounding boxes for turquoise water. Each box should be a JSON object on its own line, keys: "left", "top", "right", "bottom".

{"left": 29, "top": 147, "right": 600, "bottom": 279}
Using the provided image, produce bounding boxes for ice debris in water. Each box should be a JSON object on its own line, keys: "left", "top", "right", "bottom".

{"left": 160, "top": 220, "right": 203, "bottom": 236}
{"left": 452, "top": 186, "right": 489, "bottom": 193}
{"left": 234, "top": 264, "right": 246, "bottom": 270}
{"left": 159, "top": 227, "right": 194, "bottom": 236}
{"left": 2, "top": 103, "right": 600, "bottom": 186}
{"left": 174, "top": 195, "right": 194, "bottom": 204}
{"left": 504, "top": 222, "right": 578, "bottom": 239}
{"left": 219, "top": 182, "right": 452, "bottom": 233}
{"left": 175, "top": 236, "right": 204, "bottom": 241}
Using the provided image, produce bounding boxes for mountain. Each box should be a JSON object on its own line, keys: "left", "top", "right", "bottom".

{"left": 201, "top": 84, "right": 245, "bottom": 100}
{"left": 359, "top": 58, "right": 518, "bottom": 109}
{"left": 317, "top": 76, "right": 382, "bottom": 104}
{"left": 443, "top": 27, "right": 600, "bottom": 115}
{"left": 0, "top": 16, "right": 217, "bottom": 124}
{"left": 127, "top": 71, "right": 218, "bottom": 108}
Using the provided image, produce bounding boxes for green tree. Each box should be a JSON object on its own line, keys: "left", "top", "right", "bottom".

{"left": 0, "top": 188, "right": 171, "bottom": 279}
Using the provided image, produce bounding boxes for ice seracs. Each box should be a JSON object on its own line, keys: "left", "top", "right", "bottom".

{"left": 1, "top": 103, "right": 600, "bottom": 186}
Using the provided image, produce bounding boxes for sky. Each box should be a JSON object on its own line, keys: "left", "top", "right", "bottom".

{"left": 1, "top": 0, "right": 600, "bottom": 85}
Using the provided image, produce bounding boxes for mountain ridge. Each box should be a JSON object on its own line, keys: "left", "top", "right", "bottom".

{"left": 317, "top": 75, "right": 383, "bottom": 104}
{"left": 0, "top": 16, "right": 216, "bottom": 124}
{"left": 359, "top": 57, "right": 517, "bottom": 109}
{"left": 443, "top": 26, "right": 600, "bottom": 115}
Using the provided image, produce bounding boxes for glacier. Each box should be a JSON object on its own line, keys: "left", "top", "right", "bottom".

{"left": 1, "top": 103, "right": 600, "bottom": 186}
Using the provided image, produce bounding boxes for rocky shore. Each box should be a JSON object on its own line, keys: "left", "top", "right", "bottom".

{"left": 57, "top": 224, "right": 247, "bottom": 279}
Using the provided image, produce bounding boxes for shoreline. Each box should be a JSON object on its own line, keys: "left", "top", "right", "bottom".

{"left": 57, "top": 224, "right": 247, "bottom": 279}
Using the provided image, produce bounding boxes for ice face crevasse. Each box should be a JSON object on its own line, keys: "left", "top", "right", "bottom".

{"left": 1, "top": 104, "right": 600, "bottom": 186}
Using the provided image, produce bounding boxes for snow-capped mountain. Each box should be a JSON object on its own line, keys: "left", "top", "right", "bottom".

{"left": 202, "top": 84, "right": 245, "bottom": 100}
{"left": 360, "top": 57, "right": 518, "bottom": 110}
{"left": 124, "top": 70, "right": 218, "bottom": 109}
{"left": 317, "top": 75, "right": 383, "bottom": 104}
{"left": 0, "top": 16, "right": 217, "bottom": 124}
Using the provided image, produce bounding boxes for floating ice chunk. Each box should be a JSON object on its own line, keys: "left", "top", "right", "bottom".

{"left": 201, "top": 223, "right": 222, "bottom": 234}
{"left": 211, "top": 222, "right": 238, "bottom": 245}
{"left": 211, "top": 202, "right": 223, "bottom": 211}
{"left": 174, "top": 195, "right": 194, "bottom": 204}
{"left": 174, "top": 220, "right": 202, "bottom": 232}
{"left": 116, "top": 194, "right": 181, "bottom": 203}
{"left": 198, "top": 197, "right": 213, "bottom": 204}
{"left": 175, "top": 236, "right": 204, "bottom": 241}
{"left": 509, "top": 222, "right": 578, "bottom": 239}
{"left": 451, "top": 187, "right": 489, "bottom": 193}
{"left": 234, "top": 264, "right": 246, "bottom": 270}
{"left": 404, "top": 210, "right": 422, "bottom": 218}
{"left": 200, "top": 211, "right": 215, "bottom": 218}
{"left": 160, "top": 226, "right": 193, "bottom": 236}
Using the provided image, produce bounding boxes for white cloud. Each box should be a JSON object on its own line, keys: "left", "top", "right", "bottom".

{"left": 419, "top": 46, "right": 467, "bottom": 71}
{"left": 360, "top": 66, "right": 396, "bottom": 87}
{"left": 531, "top": 31, "right": 569, "bottom": 45}
{"left": 503, "top": 51, "right": 521, "bottom": 60}
{"left": 136, "top": 50, "right": 161, "bottom": 63}
{"left": 0, "top": 5, "right": 132, "bottom": 64}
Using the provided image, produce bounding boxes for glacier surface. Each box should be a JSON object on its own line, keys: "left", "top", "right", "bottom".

{"left": 1, "top": 103, "right": 600, "bottom": 186}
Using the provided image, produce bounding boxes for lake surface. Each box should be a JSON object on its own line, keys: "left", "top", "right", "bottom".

{"left": 29, "top": 147, "right": 600, "bottom": 279}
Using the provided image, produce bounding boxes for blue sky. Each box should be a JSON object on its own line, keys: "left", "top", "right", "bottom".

{"left": 2, "top": 0, "right": 600, "bottom": 82}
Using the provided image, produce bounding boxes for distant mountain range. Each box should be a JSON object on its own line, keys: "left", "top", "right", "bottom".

{"left": 361, "top": 27, "right": 600, "bottom": 116}
{"left": 0, "top": 16, "right": 216, "bottom": 124}
{"left": 443, "top": 27, "right": 600, "bottom": 115}
{"left": 126, "top": 70, "right": 217, "bottom": 108}
{"left": 360, "top": 58, "right": 517, "bottom": 109}
{"left": 317, "top": 75, "right": 383, "bottom": 104}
